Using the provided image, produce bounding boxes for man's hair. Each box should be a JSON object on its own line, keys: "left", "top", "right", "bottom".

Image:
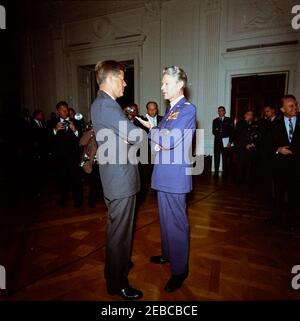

{"left": 56, "top": 101, "right": 68, "bottom": 110}
{"left": 281, "top": 94, "right": 297, "bottom": 106}
{"left": 218, "top": 106, "right": 226, "bottom": 112}
{"left": 95, "top": 60, "right": 126, "bottom": 86}
{"left": 33, "top": 109, "right": 42, "bottom": 118}
{"left": 162, "top": 66, "right": 187, "bottom": 88}
{"left": 264, "top": 105, "right": 275, "bottom": 110}
{"left": 146, "top": 101, "right": 158, "bottom": 109}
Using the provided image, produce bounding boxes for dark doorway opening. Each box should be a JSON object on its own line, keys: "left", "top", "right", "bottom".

{"left": 85, "top": 60, "right": 134, "bottom": 108}
{"left": 230, "top": 73, "right": 287, "bottom": 121}
{"left": 116, "top": 60, "right": 134, "bottom": 108}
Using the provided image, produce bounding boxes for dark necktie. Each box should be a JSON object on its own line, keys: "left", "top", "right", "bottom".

{"left": 288, "top": 118, "right": 294, "bottom": 142}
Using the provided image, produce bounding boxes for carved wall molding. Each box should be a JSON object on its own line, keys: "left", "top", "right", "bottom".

{"left": 145, "top": 0, "right": 161, "bottom": 20}
{"left": 240, "top": 0, "right": 292, "bottom": 31}
{"left": 228, "top": 0, "right": 295, "bottom": 37}
{"left": 92, "top": 17, "right": 112, "bottom": 40}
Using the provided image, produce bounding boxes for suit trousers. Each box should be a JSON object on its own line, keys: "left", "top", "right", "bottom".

{"left": 272, "top": 172, "right": 298, "bottom": 227}
{"left": 157, "top": 191, "right": 189, "bottom": 275}
{"left": 57, "top": 157, "right": 83, "bottom": 205}
{"left": 214, "top": 140, "right": 230, "bottom": 176}
{"left": 104, "top": 195, "right": 136, "bottom": 292}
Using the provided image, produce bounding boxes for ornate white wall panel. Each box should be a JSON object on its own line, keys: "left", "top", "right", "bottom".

{"left": 21, "top": 0, "right": 300, "bottom": 168}
{"left": 226, "top": 0, "right": 299, "bottom": 47}
{"left": 161, "top": 0, "right": 201, "bottom": 111}
{"left": 63, "top": 8, "right": 144, "bottom": 48}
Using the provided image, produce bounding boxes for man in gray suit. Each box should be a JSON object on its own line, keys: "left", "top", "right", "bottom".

{"left": 91, "top": 60, "right": 144, "bottom": 300}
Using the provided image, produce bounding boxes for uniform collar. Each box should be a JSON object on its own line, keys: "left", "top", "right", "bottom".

{"left": 170, "top": 95, "right": 185, "bottom": 109}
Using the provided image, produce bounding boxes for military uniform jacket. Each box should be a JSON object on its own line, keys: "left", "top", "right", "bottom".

{"left": 150, "top": 97, "right": 196, "bottom": 194}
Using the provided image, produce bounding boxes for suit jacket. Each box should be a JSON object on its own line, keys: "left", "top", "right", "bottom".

{"left": 257, "top": 116, "right": 278, "bottom": 158}
{"left": 150, "top": 97, "right": 196, "bottom": 194}
{"left": 212, "top": 116, "right": 233, "bottom": 143}
{"left": 234, "top": 119, "right": 259, "bottom": 152}
{"left": 49, "top": 117, "right": 82, "bottom": 163}
{"left": 271, "top": 116, "right": 300, "bottom": 178}
{"left": 91, "top": 90, "right": 145, "bottom": 200}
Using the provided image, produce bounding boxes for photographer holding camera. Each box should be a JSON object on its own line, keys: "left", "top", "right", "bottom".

{"left": 50, "top": 101, "right": 83, "bottom": 208}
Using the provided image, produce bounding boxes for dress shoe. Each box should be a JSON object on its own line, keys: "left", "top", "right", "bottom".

{"left": 150, "top": 255, "right": 169, "bottom": 264}
{"left": 107, "top": 286, "right": 143, "bottom": 300}
{"left": 164, "top": 272, "right": 188, "bottom": 292}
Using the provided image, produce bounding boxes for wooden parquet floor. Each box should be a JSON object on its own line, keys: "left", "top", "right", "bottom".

{"left": 2, "top": 174, "right": 300, "bottom": 301}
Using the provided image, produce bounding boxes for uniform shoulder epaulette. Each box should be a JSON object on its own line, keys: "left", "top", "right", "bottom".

{"left": 184, "top": 102, "right": 191, "bottom": 105}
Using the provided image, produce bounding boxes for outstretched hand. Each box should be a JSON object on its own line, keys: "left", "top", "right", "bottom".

{"left": 135, "top": 116, "right": 152, "bottom": 129}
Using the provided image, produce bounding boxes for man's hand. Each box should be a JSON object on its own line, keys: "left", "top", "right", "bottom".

{"left": 135, "top": 116, "right": 152, "bottom": 129}
{"left": 246, "top": 143, "right": 255, "bottom": 150}
{"left": 277, "top": 146, "right": 293, "bottom": 155}
{"left": 55, "top": 122, "right": 65, "bottom": 131}
{"left": 69, "top": 121, "right": 76, "bottom": 132}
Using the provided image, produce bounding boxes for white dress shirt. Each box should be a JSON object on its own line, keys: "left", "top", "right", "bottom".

{"left": 147, "top": 115, "right": 157, "bottom": 127}
{"left": 284, "top": 116, "right": 296, "bottom": 140}
{"left": 53, "top": 117, "right": 78, "bottom": 137}
{"left": 34, "top": 119, "right": 43, "bottom": 128}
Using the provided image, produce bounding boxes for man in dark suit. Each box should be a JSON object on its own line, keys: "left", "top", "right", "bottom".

{"left": 136, "top": 66, "right": 196, "bottom": 292}
{"left": 145, "top": 101, "right": 163, "bottom": 130}
{"left": 234, "top": 110, "right": 259, "bottom": 186}
{"left": 270, "top": 95, "right": 300, "bottom": 231}
{"left": 212, "top": 106, "right": 233, "bottom": 178}
{"left": 257, "top": 106, "right": 277, "bottom": 191}
{"left": 50, "top": 101, "right": 83, "bottom": 207}
{"left": 91, "top": 60, "right": 144, "bottom": 300}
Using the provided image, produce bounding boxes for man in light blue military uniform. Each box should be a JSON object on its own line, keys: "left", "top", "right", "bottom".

{"left": 136, "top": 66, "right": 196, "bottom": 292}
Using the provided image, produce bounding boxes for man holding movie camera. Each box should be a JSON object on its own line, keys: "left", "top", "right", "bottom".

{"left": 50, "top": 101, "right": 83, "bottom": 208}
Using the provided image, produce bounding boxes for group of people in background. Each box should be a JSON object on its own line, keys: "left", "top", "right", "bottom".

{"left": 212, "top": 94, "right": 300, "bottom": 232}
{"left": 17, "top": 96, "right": 163, "bottom": 209}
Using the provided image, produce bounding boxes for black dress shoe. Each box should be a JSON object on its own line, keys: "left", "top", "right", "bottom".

{"left": 164, "top": 272, "right": 188, "bottom": 292}
{"left": 108, "top": 286, "right": 143, "bottom": 300}
{"left": 150, "top": 255, "right": 169, "bottom": 264}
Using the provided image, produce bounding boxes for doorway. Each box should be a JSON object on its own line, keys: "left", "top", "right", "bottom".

{"left": 77, "top": 60, "right": 135, "bottom": 119}
{"left": 230, "top": 72, "right": 288, "bottom": 122}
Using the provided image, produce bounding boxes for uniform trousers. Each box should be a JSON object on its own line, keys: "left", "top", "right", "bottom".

{"left": 157, "top": 191, "right": 189, "bottom": 275}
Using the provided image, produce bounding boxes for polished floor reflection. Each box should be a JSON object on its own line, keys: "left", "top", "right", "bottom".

{"left": 2, "top": 174, "right": 300, "bottom": 301}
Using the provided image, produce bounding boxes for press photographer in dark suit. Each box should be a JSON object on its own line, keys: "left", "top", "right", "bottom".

{"left": 50, "top": 101, "right": 83, "bottom": 207}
